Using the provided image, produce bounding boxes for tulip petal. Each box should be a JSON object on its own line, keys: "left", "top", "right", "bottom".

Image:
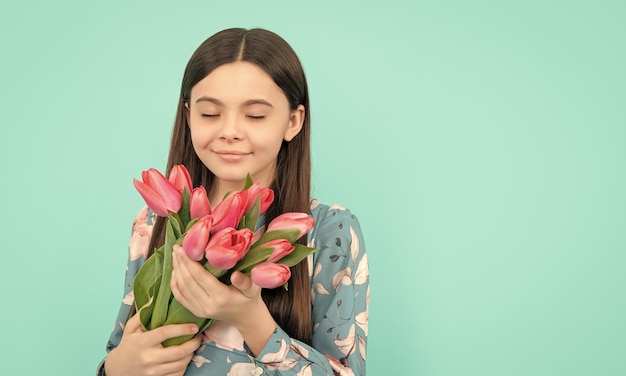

{"left": 190, "top": 186, "right": 211, "bottom": 219}
{"left": 146, "top": 169, "right": 182, "bottom": 213}
{"left": 133, "top": 179, "right": 169, "bottom": 217}
{"left": 251, "top": 262, "right": 291, "bottom": 289}
{"left": 182, "top": 217, "right": 212, "bottom": 261}
{"left": 211, "top": 191, "right": 248, "bottom": 233}
{"left": 169, "top": 164, "right": 192, "bottom": 194}
{"left": 262, "top": 239, "right": 295, "bottom": 263}
{"left": 267, "top": 212, "right": 315, "bottom": 240}
{"left": 205, "top": 228, "right": 254, "bottom": 270}
{"left": 205, "top": 246, "right": 243, "bottom": 270}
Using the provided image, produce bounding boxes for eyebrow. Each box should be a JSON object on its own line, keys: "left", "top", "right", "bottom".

{"left": 195, "top": 96, "right": 274, "bottom": 108}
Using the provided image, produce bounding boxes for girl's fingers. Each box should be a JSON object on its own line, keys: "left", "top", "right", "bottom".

{"left": 171, "top": 255, "right": 215, "bottom": 317}
{"left": 123, "top": 312, "right": 144, "bottom": 334}
{"left": 155, "top": 356, "right": 194, "bottom": 376}
{"left": 173, "top": 246, "right": 224, "bottom": 297}
{"left": 171, "top": 245, "right": 263, "bottom": 321}
{"left": 158, "top": 335, "right": 202, "bottom": 363}
{"left": 230, "top": 271, "right": 260, "bottom": 299}
{"left": 124, "top": 298, "right": 154, "bottom": 334}
{"left": 147, "top": 323, "right": 199, "bottom": 349}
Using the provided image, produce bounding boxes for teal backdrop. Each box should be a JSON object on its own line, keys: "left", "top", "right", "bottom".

{"left": 1, "top": 1, "right": 624, "bottom": 375}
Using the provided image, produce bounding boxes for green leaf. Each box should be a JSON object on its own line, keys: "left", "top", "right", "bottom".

{"left": 169, "top": 213, "right": 183, "bottom": 239}
{"left": 133, "top": 246, "right": 165, "bottom": 330}
{"left": 138, "top": 276, "right": 160, "bottom": 331}
{"left": 241, "top": 173, "right": 254, "bottom": 190}
{"left": 238, "top": 196, "right": 260, "bottom": 232}
{"left": 198, "top": 318, "right": 216, "bottom": 333}
{"left": 184, "top": 218, "right": 199, "bottom": 232}
{"left": 234, "top": 246, "right": 274, "bottom": 273}
{"left": 179, "top": 188, "right": 191, "bottom": 228}
{"left": 276, "top": 244, "right": 319, "bottom": 268}
{"left": 151, "top": 219, "right": 177, "bottom": 328}
{"left": 161, "top": 298, "right": 212, "bottom": 347}
{"left": 251, "top": 229, "right": 301, "bottom": 248}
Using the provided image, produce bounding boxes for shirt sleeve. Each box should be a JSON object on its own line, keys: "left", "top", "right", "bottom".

{"left": 251, "top": 204, "right": 369, "bottom": 375}
{"left": 96, "top": 206, "right": 155, "bottom": 375}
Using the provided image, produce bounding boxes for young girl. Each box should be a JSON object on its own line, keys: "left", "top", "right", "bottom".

{"left": 98, "top": 28, "right": 369, "bottom": 376}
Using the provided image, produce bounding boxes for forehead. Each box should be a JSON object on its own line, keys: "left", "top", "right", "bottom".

{"left": 190, "top": 61, "right": 285, "bottom": 103}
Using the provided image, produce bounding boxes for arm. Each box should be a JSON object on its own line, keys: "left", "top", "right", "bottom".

{"left": 97, "top": 206, "right": 154, "bottom": 374}
{"left": 252, "top": 205, "right": 369, "bottom": 375}
{"left": 97, "top": 207, "right": 201, "bottom": 376}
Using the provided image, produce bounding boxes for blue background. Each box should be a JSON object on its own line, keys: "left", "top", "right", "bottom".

{"left": 1, "top": 1, "right": 624, "bottom": 374}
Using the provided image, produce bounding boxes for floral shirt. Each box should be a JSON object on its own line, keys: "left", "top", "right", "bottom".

{"left": 98, "top": 200, "right": 369, "bottom": 375}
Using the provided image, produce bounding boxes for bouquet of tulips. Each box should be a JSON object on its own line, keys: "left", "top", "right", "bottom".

{"left": 132, "top": 165, "right": 317, "bottom": 346}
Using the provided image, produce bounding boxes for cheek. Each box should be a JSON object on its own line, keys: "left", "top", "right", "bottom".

{"left": 253, "top": 129, "right": 285, "bottom": 154}
{"left": 189, "top": 125, "right": 216, "bottom": 147}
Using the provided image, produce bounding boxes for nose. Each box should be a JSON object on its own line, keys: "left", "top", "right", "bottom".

{"left": 219, "top": 115, "right": 242, "bottom": 142}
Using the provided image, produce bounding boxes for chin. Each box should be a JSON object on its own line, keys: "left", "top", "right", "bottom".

{"left": 207, "top": 162, "right": 274, "bottom": 188}
{"left": 214, "top": 170, "right": 248, "bottom": 183}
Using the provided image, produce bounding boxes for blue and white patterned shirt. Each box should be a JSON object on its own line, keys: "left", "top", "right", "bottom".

{"left": 98, "top": 200, "right": 369, "bottom": 375}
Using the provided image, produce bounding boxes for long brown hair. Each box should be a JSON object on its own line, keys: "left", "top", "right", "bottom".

{"left": 131, "top": 28, "right": 312, "bottom": 344}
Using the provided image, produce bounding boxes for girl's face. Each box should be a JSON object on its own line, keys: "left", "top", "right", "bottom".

{"left": 186, "top": 61, "right": 304, "bottom": 203}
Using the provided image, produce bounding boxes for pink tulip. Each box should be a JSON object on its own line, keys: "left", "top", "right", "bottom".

{"left": 204, "top": 227, "right": 254, "bottom": 270}
{"left": 251, "top": 262, "right": 291, "bottom": 289}
{"left": 182, "top": 216, "right": 212, "bottom": 261}
{"left": 133, "top": 168, "right": 182, "bottom": 217}
{"left": 267, "top": 212, "right": 315, "bottom": 240}
{"left": 210, "top": 190, "right": 249, "bottom": 234}
{"left": 245, "top": 183, "right": 274, "bottom": 215}
{"left": 168, "top": 164, "right": 192, "bottom": 194}
{"left": 190, "top": 186, "right": 211, "bottom": 219}
{"left": 261, "top": 239, "right": 295, "bottom": 263}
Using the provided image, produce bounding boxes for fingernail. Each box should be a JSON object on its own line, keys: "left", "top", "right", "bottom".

{"left": 189, "top": 325, "right": 198, "bottom": 333}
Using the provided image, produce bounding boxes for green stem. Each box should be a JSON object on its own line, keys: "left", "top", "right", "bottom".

{"left": 151, "top": 219, "right": 176, "bottom": 328}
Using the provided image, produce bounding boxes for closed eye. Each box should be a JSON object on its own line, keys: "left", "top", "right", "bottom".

{"left": 201, "top": 114, "right": 219, "bottom": 118}
{"left": 247, "top": 115, "right": 265, "bottom": 120}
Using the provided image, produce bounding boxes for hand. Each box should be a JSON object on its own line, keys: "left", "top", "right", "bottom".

{"left": 170, "top": 244, "right": 276, "bottom": 355}
{"left": 104, "top": 311, "right": 202, "bottom": 376}
{"left": 170, "top": 244, "right": 262, "bottom": 326}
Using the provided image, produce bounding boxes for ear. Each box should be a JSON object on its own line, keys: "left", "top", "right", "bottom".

{"left": 184, "top": 101, "right": 190, "bottom": 126}
{"left": 284, "top": 104, "right": 305, "bottom": 142}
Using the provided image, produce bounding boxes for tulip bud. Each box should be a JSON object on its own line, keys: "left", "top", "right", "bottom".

{"left": 133, "top": 168, "right": 182, "bottom": 217}
{"left": 261, "top": 239, "right": 295, "bottom": 263}
{"left": 210, "top": 190, "right": 248, "bottom": 234}
{"left": 267, "top": 213, "right": 315, "bottom": 240}
{"left": 190, "top": 186, "right": 211, "bottom": 219}
{"left": 182, "top": 216, "right": 212, "bottom": 261}
{"left": 205, "top": 227, "right": 254, "bottom": 270}
{"left": 251, "top": 262, "right": 291, "bottom": 289}
{"left": 168, "top": 164, "right": 192, "bottom": 194}
{"left": 245, "top": 183, "right": 274, "bottom": 215}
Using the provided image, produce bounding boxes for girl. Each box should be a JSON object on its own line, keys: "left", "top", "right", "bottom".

{"left": 98, "top": 28, "right": 369, "bottom": 376}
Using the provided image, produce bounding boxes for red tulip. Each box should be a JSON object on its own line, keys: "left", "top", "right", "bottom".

{"left": 168, "top": 164, "right": 192, "bottom": 194}
{"left": 245, "top": 183, "right": 274, "bottom": 215}
{"left": 210, "top": 190, "right": 248, "bottom": 234}
{"left": 261, "top": 239, "right": 295, "bottom": 263}
{"left": 267, "top": 213, "right": 315, "bottom": 240}
{"left": 190, "top": 186, "right": 211, "bottom": 219}
{"left": 133, "top": 168, "right": 182, "bottom": 217}
{"left": 251, "top": 262, "right": 291, "bottom": 289}
{"left": 204, "top": 227, "right": 254, "bottom": 270}
{"left": 182, "top": 216, "right": 212, "bottom": 261}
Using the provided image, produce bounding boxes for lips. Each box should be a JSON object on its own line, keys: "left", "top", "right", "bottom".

{"left": 213, "top": 150, "right": 251, "bottom": 161}
{"left": 214, "top": 150, "right": 249, "bottom": 155}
